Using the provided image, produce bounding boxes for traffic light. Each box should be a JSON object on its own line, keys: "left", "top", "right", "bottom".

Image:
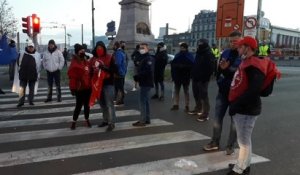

{"left": 22, "top": 16, "right": 31, "bottom": 35}
{"left": 32, "top": 14, "right": 40, "bottom": 33}
{"left": 107, "top": 21, "right": 115, "bottom": 33}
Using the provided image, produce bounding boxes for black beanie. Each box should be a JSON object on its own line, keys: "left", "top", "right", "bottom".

{"left": 74, "top": 43, "right": 84, "bottom": 54}
{"left": 48, "top": 39, "right": 56, "bottom": 45}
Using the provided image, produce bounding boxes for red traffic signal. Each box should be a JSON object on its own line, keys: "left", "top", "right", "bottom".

{"left": 32, "top": 14, "right": 40, "bottom": 33}
{"left": 22, "top": 16, "right": 31, "bottom": 35}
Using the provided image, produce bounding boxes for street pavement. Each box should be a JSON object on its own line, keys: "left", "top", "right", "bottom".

{"left": 0, "top": 66, "right": 299, "bottom": 175}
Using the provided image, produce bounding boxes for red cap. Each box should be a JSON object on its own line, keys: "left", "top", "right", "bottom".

{"left": 238, "top": 36, "right": 257, "bottom": 49}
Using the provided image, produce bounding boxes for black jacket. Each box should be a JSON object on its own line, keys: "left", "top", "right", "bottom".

{"left": 171, "top": 51, "right": 194, "bottom": 85}
{"left": 18, "top": 53, "right": 37, "bottom": 81}
{"left": 154, "top": 50, "right": 168, "bottom": 82}
{"left": 135, "top": 53, "right": 154, "bottom": 87}
{"left": 191, "top": 47, "right": 214, "bottom": 82}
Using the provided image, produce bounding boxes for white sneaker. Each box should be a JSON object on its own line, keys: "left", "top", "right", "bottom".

{"left": 131, "top": 87, "right": 137, "bottom": 91}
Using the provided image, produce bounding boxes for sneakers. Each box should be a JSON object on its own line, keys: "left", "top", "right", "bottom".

{"left": 203, "top": 141, "right": 219, "bottom": 151}
{"left": 0, "top": 89, "right": 5, "bottom": 94}
{"left": 106, "top": 123, "right": 115, "bottom": 131}
{"left": 114, "top": 102, "right": 124, "bottom": 107}
{"left": 98, "top": 122, "right": 108, "bottom": 127}
{"left": 131, "top": 87, "right": 137, "bottom": 91}
{"left": 70, "top": 122, "right": 76, "bottom": 130}
{"left": 228, "top": 164, "right": 250, "bottom": 175}
{"left": 85, "top": 120, "right": 92, "bottom": 128}
{"left": 151, "top": 94, "right": 159, "bottom": 99}
{"left": 132, "top": 121, "right": 146, "bottom": 127}
{"left": 226, "top": 146, "right": 235, "bottom": 155}
{"left": 16, "top": 103, "right": 24, "bottom": 108}
{"left": 170, "top": 105, "right": 179, "bottom": 111}
{"left": 188, "top": 110, "right": 199, "bottom": 115}
{"left": 44, "top": 99, "right": 52, "bottom": 103}
{"left": 197, "top": 114, "right": 209, "bottom": 122}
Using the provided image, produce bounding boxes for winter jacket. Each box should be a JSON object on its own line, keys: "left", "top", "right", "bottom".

{"left": 135, "top": 53, "right": 154, "bottom": 87}
{"left": 17, "top": 50, "right": 41, "bottom": 81}
{"left": 171, "top": 51, "right": 194, "bottom": 85}
{"left": 191, "top": 47, "right": 214, "bottom": 82}
{"left": 113, "top": 48, "right": 127, "bottom": 77}
{"left": 68, "top": 55, "right": 91, "bottom": 91}
{"left": 154, "top": 49, "right": 168, "bottom": 82}
{"left": 42, "top": 48, "right": 65, "bottom": 72}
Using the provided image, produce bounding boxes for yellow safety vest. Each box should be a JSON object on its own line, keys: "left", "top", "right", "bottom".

{"left": 259, "top": 45, "right": 269, "bottom": 56}
{"left": 211, "top": 48, "right": 220, "bottom": 59}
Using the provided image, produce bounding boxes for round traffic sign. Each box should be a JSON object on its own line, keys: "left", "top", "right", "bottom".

{"left": 245, "top": 17, "right": 257, "bottom": 29}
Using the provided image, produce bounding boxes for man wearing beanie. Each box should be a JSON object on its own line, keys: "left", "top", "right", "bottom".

{"left": 42, "top": 39, "right": 65, "bottom": 102}
{"left": 68, "top": 43, "right": 92, "bottom": 130}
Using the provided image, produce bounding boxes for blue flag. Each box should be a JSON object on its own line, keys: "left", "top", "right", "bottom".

{"left": 0, "top": 34, "right": 18, "bottom": 65}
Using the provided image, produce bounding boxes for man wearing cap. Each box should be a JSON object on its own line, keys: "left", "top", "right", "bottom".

{"left": 227, "top": 36, "right": 266, "bottom": 175}
{"left": 16, "top": 42, "right": 42, "bottom": 107}
{"left": 42, "top": 39, "right": 65, "bottom": 102}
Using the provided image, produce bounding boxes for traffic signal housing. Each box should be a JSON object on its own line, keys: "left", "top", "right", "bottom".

{"left": 107, "top": 21, "right": 115, "bottom": 33}
{"left": 32, "top": 14, "right": 40, "bottom": 33}
{"left": 22, "top": 16, "right": 31, "bottom": 35}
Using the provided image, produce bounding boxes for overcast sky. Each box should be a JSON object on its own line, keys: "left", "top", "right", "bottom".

{"left": 7, "top": 0, "right": 300, "bottom": 45}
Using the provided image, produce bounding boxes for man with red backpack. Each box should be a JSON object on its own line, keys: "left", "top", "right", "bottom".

{"left": 227, "top": 36, "right": 280, "bottom": 175}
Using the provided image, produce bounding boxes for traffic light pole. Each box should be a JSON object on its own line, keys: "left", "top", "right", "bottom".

{"left": 92, "top": 0, "right": 95, "bottom": 48}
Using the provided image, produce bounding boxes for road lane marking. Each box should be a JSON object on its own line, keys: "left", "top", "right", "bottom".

{"left": 0, "top": 109, "right": 140, "bottom": 128}
{"left": 0, "top": 130, "right": 209, "bottom": 167}
{"left": 0, "top": 99, "right": 75, "bottom": 109}
{"left": 0, "top": 94, "right": 72, "bottom": 102}
{"left": 75, "top": 151, "right": 269, "bottom": 175}
{"left": 0, "top": 119, "right": 172, "bottom": 143}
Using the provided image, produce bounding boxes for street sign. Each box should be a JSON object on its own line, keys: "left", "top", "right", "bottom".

{"left": 245, "top": 17, "right": 257, "bottom": 29}
{"left": 244, "top": 28, "right": 257, "bottom": 38}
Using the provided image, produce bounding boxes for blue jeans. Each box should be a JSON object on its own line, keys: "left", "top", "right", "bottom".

{"left": 139, "top": 86, "right": 151, "bottom": 123}
{"left": 233, "top": 114, "right": 258, "bottom": 174}
{"left": 99, "top": 85, "right": 116, "bottom": 124}
{"left": 212, "top": 92, "right": 236, "bottom": 147}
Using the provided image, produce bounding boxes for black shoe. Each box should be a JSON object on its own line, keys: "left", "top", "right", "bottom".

{"left": 16, "top": 103, "right": 24, "bottom": 107}
{"left": 197, "top": 114, "right": 209, "bottom": 122}
{"left": 114, "top": 102, "right": 124, "bottom": 107}
{"left": 85, "top": 119, "right": 92, "bottom": 128}
{"left": 29, "top": 102, "right": 34, "bottom": 106}
{"left": 70, "top": 122, "right": 76, "bottom": 130}
{"left": 145, "top": 121, "right": 151, "bottom": 125}
{"left": 151, "top": 94, "right": 159, "bottom": 99}
{"left": 203, "top": 141, "right": 219, "bottom": 151}
{"left": 44, "top": 99, "right": 52, "bottom": 103}
{"left": 106, "top": 123, "right": 115, "bottom": 131}
{"left": 159, "top": 96, "right": 164, "bottom": 101}
{"left": 170, "top": 105, "right": 179, "bottom": 111}
{"left": 188, "top": 110, "right": 199, "bottom": 115}
{"left": 0, "top": 89, "right": 5, "bottom": 94}
{"left": 228, "top": 164, "right": 250, "bottom": 175}
{"left": 132, "top": 121, "right": 146, "bottom": 127}
{"left": 98, "top": 122, "right": 108, "bottom": 127}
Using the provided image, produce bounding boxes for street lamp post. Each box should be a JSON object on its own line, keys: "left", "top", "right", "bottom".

{"left": 256, "top": 0, "right": 262, "bottom": 43}
{"left": 64, "top": 25, "right": 67, "bottom": 49}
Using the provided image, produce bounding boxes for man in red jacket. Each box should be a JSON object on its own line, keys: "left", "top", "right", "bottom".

{"left": 68, "top": 44, "right": 92, "bottom": 130}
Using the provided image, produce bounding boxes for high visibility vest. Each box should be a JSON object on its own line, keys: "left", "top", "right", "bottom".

{"left": 211, "top": 48, "right": 220, "bottom": 59}
{"left": 259, "top": 45, "right": 269, "bottom": 56}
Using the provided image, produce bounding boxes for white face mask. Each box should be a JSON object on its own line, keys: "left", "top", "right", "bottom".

{"left": 139, "top": 49, "right": 146, "bottom": 55}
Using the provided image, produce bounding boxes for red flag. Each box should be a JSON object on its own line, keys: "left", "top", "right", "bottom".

{"left": 89, "top": 69, "right": 106, "bottom": 107}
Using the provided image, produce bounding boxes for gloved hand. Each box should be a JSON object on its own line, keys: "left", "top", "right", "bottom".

{"left": 71, "top": 90, "right": 76, "bottom": 96}
{"left": 133, "top": 75, "right": 139, "bottom": 82}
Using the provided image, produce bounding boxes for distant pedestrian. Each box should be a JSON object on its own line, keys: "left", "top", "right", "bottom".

{"left": 188, "top": 39, "right": 215, "bottom": 122}
{"left": 227, "top": 36, "right": 265, "bottom": 175}
{"left": 42, "top": 39, "right": 65, "bottom": 103}
{"left": 68, "top": 44, "right": 92, "bottom": 130}
{"left": 211, "top": 43, "right": 221, "bottom": 77}
{"left": 170, "top": 42, "right": 194, "bottom": 112}
{"left": 90, "top": 41, "right": 118, "bottom": 131}
{"left": 151, "top": 42, "right": 168, "bottom": 101}
{"left": 62, "top": 48, "right": 69, "bottom": 67}
{"left": 131, "top": 44, "right": 142, "bottom": 91}
{"left": 203, "top": 31, "right": 242, "bottom": 155}
{"left": 16, "top": 42, "right": 42, "bottom": 107}
{"left": 113, "top": 41, "right": 127, "bottom": 106}
{"left": 132, "top": 43, "right": 154, "bottom": 127}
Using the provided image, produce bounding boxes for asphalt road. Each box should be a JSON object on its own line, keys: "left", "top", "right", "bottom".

{"left": 0, "top": 66, "right": 299, "bottom": 175}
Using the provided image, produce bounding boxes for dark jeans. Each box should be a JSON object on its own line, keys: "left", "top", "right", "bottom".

{"left": 73, "top": 89, "right": 91, "bottom": 121}
{"left": 211, "top": 92, "right": 237, "bottom": 147}
{"left": 18, "top": 80, "right": 35, "bottom": 104}
{"left": 154, "top": 80, "right": 164, "bottom": 97}
{"left": 173, "top": 82, "right": 189, "bottom": 106}
{"left": 139, "top": 86, "right": 151, "bottom": 123}
{"left": 114, "top": 77, "right": 125, "bottom": 103}
{"left": 46, "top": 70, "right": 61, "bottom": 100}
{"left": 192, "top": 80, "right": 210, "bottom": 115}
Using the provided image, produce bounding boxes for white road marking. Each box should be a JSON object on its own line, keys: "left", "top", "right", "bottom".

{"left": 0, "top": 130, "right": 209, "bottom": 167}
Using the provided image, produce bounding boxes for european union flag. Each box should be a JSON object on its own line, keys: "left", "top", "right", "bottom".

{"left": 0, "top": 34, "right": 18, "bottom": 65}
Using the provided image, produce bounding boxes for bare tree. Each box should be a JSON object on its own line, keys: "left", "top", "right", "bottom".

{"left": 0, "top": 0, "right": 17, "bottom": 37}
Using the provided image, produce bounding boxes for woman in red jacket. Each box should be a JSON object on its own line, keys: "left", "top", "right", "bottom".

{"left": 68, "top": 44, "right": 92, "bottom": 130}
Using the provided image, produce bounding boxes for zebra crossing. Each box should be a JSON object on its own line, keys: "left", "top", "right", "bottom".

{"left": 0, "top": 87, "right": 269, "bottom": 175}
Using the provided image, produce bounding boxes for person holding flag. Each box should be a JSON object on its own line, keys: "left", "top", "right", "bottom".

{"left": 89, "top": 41, "right": 118, "bottom": 132}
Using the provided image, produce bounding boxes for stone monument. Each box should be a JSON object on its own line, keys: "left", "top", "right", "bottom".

{"left": 114, "top": 0, "right": 155, "bottom": 50}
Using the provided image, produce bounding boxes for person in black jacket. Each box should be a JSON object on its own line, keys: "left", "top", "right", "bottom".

{"left": 227, "top": 37, "right": 265, "bottom": 175}
{"left": 132, "top": 43, "right": 154, "bottom": 127}
{"left": 131, "top": 44, "right": 141, "bottom": 91}
{"left": 16, "top": 43, "right": 41, "bottom": 107}
{"left": 189, "top": 39, "right": 214, "bottom": 122}
{"left": 170, "top": 42, "right": 194, "bottom": 112}
{"left": 151, "top": 42, "right": 168, "bottom": 101}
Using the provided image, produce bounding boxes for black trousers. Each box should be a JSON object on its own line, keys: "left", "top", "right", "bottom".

{"left": 73, "top": 89, "right": 92, "bottom": 121}
{"left": 18, "top": 80, "right": 35, "bottom": 104}
{"left": 46, "top": 70, "right": 61, "bottom": 100}
{"left": 114, "top": 77, "right": 125, "bottom": 103}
